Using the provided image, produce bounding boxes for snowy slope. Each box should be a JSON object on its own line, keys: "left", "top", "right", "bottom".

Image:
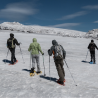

{"left": 0, "top": 22, "right": 86, "bottom": 38}
{"left": 0, "top": 30, "right": 98, "bottom": 98}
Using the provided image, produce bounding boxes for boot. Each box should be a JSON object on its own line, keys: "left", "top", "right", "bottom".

{"left": 57, "top": 81, "right": 65, "bottom": 86}
{"left": 30, "top": 68, "right": 35, "bottom": 73}
{"left": 57, "top": 78, "right": 66, "bottom": 82}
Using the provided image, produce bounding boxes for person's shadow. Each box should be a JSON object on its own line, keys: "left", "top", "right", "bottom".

{"left": 81, "top": 60, "right": 90, "bottom": 63}
{"left": 2, "top": 59, "right": 11, "bottom": 63}
{"left": 22, "top": 69, "right": 31, "bottom": 73}
{"left": 40, "top": 75, "right": 58, "bottom": 83}
{"left": 22, "top": 69, "right": 58, "bottom": 82}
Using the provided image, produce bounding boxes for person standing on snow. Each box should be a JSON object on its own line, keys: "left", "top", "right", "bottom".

{"left": 7, "top": 33, "right": 20, "bottom": 64}
{"left": 88, "top": 40, "right": 98, "bottom": 64}
{"left": 28, "top": 38, "right": 44, "bottom": 74}
{"left": 48, "top": 40, "right": 66, "bottom": 86}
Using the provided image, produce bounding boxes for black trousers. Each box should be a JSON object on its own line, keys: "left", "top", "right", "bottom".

{"left": 9, "top": 48, "right": 16, "bottom": 63}
{"left": 90, "top": 51, "right": 95, "bottom": 62}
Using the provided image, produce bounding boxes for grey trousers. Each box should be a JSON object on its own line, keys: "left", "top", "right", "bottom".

{"left": 55, "top": 59, "right": 65, "bottom": 82}
{"left": 31, "top": 54, "right": 40, "bottom": 71}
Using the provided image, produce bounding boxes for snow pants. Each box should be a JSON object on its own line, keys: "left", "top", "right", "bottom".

{"left": 31, "top": 54, "right": 40, "bottom": 71}
{"left": 90, "top": 51, "right": 95, "bottom": 63}
{"left": 9, "top": 48, "right": 16, "bottom": 63}
{"left": 55, "top": 59, "right": 65, "bottom": 82}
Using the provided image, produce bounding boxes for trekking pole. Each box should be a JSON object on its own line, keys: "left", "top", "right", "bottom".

{"left": 64, "top": 60, "right": 77, "bottom": 86}
{"left": 19, "top": 45, "right": 25, "bottom": 63}
{"left": 5, "top": 49, "right": 9, "bottom": 64}
{"left": 49, "top": 56, "right": 51, "bottom": 81}
{"left": 85, "top": 50, "right": 89, "bottom": 61}
{"left": 43, "top": 55, "right": 46, "bottom": 76}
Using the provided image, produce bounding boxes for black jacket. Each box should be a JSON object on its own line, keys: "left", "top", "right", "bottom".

{"left": 88, "top": 42, "right": 98, "bottom": 51}
{"left": 48, "top": 40, "right": 66, "bottom": 59}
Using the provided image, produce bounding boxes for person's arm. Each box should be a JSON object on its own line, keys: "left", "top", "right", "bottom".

{"left": 95, "top": 44, "right": 98, "bottom": 50}
{"left": 38, "top": 44, "right": 43, "bottom": 55}
{"left": 60, "top": 45, "right": 66, "bottom": 59}
{"left": 7, "top": 39, "right": 9, "bottom": 48}
{"left": 88, "top": 43, "right": 90, "bottom": 49}
{"left": 48, "top": 46, "right": 54, "bottom": 56}
{"left": 14, "top": 38, "right": 20, "bottom": 45}
{"left": 28, "top": 44, "right": 32, "bottom": 52}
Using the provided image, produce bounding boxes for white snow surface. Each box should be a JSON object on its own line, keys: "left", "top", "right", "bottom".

{"left": 0, "top": 22, "right": 86, "bottom": 38}
{"left": 0, "top": 30, "right": 98, "bottom": 98}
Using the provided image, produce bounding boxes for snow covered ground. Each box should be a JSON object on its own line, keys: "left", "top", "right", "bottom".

{"left": 0, "top": 30, "right": 98, "bottom": 98}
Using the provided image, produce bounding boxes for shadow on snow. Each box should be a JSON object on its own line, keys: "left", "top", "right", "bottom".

{"left": 40, "top": 75, "right": 58, "bottom": 83}
{"left": 2, "top": 59, "right": 11, "bottom": 63}
{"left": 22, "top": 69, "right": 31, "bottom": 73}
{"left": 81, "top": 60, "right": 90, "bottom": 63}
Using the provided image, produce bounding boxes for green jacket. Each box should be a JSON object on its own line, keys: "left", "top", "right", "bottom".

{"left": 28, "top": 38, "right": 43, "bottom": 55}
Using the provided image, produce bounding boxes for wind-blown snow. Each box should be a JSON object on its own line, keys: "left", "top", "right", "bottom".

{"left": 0, "top": 30, "right": 98, "bottom": 98}
{"left": 0, "top": 22, "right": 86, "bottom": 38}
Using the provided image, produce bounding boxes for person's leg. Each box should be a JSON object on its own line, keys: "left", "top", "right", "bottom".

{"left": 92, "top": 51, "right": 95, "bottom": 63}
{"left": 13, "top": 48, "right": 16, "bottom": 62}
{"left": 60, "top": 59, "right": 65, "bottom": 77}
{"left": 9, "top": 48, "right": 14, "bottom": 64}
{"left": 90, "top": 51, "right": 93, "bottom": 62}
{"left": 55, "top": 59, "right": 64, "bottom": 82}
{"left": 31, "top": 55, "right": 35, "bottom": 73}
{"left": 36, "top": 55, "right": 40, "bottom": 72}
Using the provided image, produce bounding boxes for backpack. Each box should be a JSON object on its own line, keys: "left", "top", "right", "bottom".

{"left": 7, "top": 38, "right": 15, "bottom": 48}
{"left": 54, "top": 45, "right": 63, "bottom": 59}
{"left": 90, "top": 43, "right": 95, "bottom": 51}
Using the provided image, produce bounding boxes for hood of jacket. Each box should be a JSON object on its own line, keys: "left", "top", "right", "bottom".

{"left": 52, "top": 40, "right": 58, "bottom": 46}
{"left": 33, "top": 38, "right": 37, "bottom": 42}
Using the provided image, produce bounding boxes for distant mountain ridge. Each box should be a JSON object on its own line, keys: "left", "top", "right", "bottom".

{"left": 1, "top": 22, "right": 97, "bottom": 39}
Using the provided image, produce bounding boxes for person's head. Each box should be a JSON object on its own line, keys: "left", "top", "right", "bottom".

{"left": 91, "top": 39, "right": 94, "bottom": 42}
{"left": 33, "top": 38, "right": 37, "bottom": 42}
{"left": 10, "top": 33, "right": 14, "bottom": 38}
{"left": 52, "top": 40, "right": 58, "bottom": 45}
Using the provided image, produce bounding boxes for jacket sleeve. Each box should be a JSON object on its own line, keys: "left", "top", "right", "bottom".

{"left": 14, "top": 38, "right": 20, "bottom": 45}
{"left": 28, "top": 44, "right": 32, "bottom": 51}
{"left": 48, "top": 46, "right": 54, "bottom": 56}
{"left": 88, "top": 44, "right": 90, "bottom": 49}
{"left": 7, "top": 39, "right": 9, "bottom": 48}
{"left": 95, "top": 44, "right": 98, "bottom": 50}
{"left": 60, "top": 45, "right": 66, "bottom": 59}
{"left": 38, "top": 44, "right": 43, "bottom": 54}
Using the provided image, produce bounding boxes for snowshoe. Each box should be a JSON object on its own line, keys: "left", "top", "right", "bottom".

{"left": 9, "top": 60, "right": 18, "bottom": 65}
{"left": 30, "top": 72, "right": 35, "bottom": 77}
{"left": 57, "top": 81, "right": 65, "bottom": 86}
{"left": 30, "top": 68, "right": 35, "bottom": 77}
{"left": 57, "top": 79, "right": 66, "bottom": 83}
{"left": 36, "top": 71, "right": 42, "bottom": 75}
{"left": 89, "top": 62, "right": 93, "bottom": 64}
{"left": 9, "top": 63, "right": 15, "bottom": 65}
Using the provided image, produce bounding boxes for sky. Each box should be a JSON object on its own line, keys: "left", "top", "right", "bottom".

{"left": 0, "top": 0, "right": 98, "bottom": 32}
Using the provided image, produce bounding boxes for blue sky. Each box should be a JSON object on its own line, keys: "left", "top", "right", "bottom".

{"left": 0, "top": 0, "right": 98, "bottom": 32}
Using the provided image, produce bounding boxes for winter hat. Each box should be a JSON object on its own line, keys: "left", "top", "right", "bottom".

{"left": 52, "top": 40, "right": 58, "bottom": 45}
{"left": 91, "top": 40, "right": 94, "bottom": 42}
{"left": 10, "top": 33, "right": 14, "bottom": 38}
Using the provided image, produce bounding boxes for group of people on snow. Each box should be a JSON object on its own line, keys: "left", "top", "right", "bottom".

{"left": 7, "top": 33, "right": 98, "bottom": 86}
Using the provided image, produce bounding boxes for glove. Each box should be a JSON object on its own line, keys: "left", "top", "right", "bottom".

{"left": 48, "top": 49, "right": 50, "bottom": 52}
{"left": 42, "top": 53, "right": 44, "bottom": 55}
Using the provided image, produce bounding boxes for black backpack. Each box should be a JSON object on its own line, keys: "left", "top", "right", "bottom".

{"left": 54, "top": 45, "right": 63, "bottom": 59}
{"left": 90, "top": 43, "right": 95, "bottom": 51}
{"left": 7, "top": 38, "right": 15, "bottom": 48}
